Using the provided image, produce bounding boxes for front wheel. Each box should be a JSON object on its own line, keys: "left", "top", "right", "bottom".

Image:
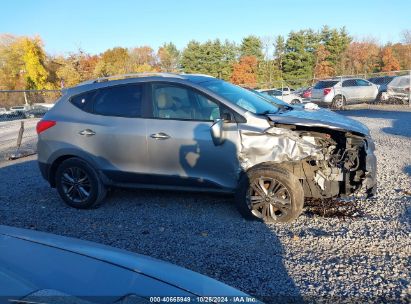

{"left": 55, "top": 158, "right": 107, "bottom": 209}
{"left": 235, "top": 166, "right": 304, "bottom": 223}
{"left": 331, "top": 95, "right": 345, "bottom": 110}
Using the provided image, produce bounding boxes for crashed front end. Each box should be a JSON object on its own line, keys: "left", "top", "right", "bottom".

{"left": 239, "top": 120, "right": 377, "bottom": 199}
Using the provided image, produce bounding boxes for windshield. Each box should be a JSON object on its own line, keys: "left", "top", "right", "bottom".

{"left": 202, "top": 79, "right": 280, "bottom": 114}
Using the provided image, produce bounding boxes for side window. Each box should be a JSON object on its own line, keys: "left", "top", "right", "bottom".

{"left": 93, "top": 84, "right": 143, "bottom": 117}
{"left": 356, "top": 79, "right": 370, "bottom": 86}
{"left": 342, "top": 80, "right": 357, "bottom": 87}
{"left": 152, "top": 84, "right": 220, "bottom": 121}
{"left": 70, "top": 90, "right": 96, "bottom": 112}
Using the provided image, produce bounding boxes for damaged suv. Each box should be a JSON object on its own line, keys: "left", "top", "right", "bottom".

{"left": 37, "top": 73, "right": 377, "bottom": 223}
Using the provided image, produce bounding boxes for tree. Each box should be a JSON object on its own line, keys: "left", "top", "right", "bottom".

{"left": 282, "top": 29, "right": 319, "bottom": 82}
{"left": 313, "top": 45, "right": 334, "bottom": 78}
{"left": 240, "top": 35, "right": 263, "bottom": 60}
{"left": 273, "top": 35, "right": 286, "bottom": 72}
{"left": 380, "top": 46, "right": 401, "bottom": 72}
{"left": 320, "top": 26, "right": 351, "bottom": 74}
{"left": 230, "top": 56, "right": 258, "bottom": 87}
{"left": 342, "top": 40, "right": 380, "bottom": 75}
{"left": 180, "top": 39, "right": 237, "bottom": 80}
{"left": 157, "top": 42, "right": 180, "bottom": 72}
{"left": 94, "top": 47, "right": 130, "bottom": 77}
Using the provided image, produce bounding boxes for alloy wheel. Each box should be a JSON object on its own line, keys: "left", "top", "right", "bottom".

{"left": 61, "top": 167, "right": 92, "bottom": 203}
{"left": 247, "top": 177, "right": 292, "bottom": 221}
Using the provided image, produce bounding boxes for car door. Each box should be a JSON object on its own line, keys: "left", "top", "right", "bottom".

{"left": 356, "top": 79, "right": 377, "bottom": 101}
{"left": 341, "top": 79, "right": 360, "bottom": 103}
{"left": 70, "top": 83, "right": 150, "bottom": 179}
{"left": 145, "top": 82, "right": 241, "bottom": 190}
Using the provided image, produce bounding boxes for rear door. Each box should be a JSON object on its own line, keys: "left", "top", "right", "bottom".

{"left": 69, "top": 83, "right": 150, "bottom": 178}
{"left": 145, "top": 82, "right": 241, "bottom": 190}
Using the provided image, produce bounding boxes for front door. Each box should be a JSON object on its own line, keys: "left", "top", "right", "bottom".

{"left": 145, "top": 82, "right": 241, "bottom": 190}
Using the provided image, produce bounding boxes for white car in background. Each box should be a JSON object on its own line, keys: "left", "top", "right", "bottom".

{"left": 258, "top": 88, "right": 303, "bottom": 104}
{"left": 310, "top": 78, "right": 378, "bottom": 109}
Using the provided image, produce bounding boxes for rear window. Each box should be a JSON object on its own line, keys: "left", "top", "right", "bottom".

{"left": 313, "top": 81, "right": 338, "bottom": 89}
{"left": 70, "top": 90, "right": 97, "bottom": 112}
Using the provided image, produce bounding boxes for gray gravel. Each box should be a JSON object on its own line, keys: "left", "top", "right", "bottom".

{"left": 0, "top": 105, "right": 410, "bottom": 303}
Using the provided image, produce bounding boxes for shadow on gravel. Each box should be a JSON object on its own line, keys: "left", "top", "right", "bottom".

{"left": 0, "top": 158, "right": 303, "bottom": 303}
{"left": 337, "top": 109, "right": 411, "bottom": 138}
{"left": 304, "top": 198, "right": 364, "bottom": 219}
{"left": 404, "top": 165, "right": 411, "bottom": 177}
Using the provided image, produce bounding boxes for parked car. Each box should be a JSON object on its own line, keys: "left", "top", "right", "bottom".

{"left": 258, "top": 88, "right": 303, "bottom": 104}
{"left": 37, "top": 73, "right": 376, "bottom": 223}
{"left": 301, "top": 87, "right": 312, "bottom": 99}
{"left": 0, "top": 225, "right": 254, "bottom": 302}
{"left": 368, "top": 76, "right": 396, "bottom": 101}
{"left": 386, "top": 75, "right": 410, "bottom": 104}
{"left": 310, "top": 78, "right": 379, "bottom": 109}
{"left": 9, "top": 104, "right": 31, "bottom": 113}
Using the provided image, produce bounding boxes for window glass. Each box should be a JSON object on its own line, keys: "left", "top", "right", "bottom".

{"left": 202, "top": 79, "right": 280, "bottom": 114}
{"left": 93, "top": 85, "right": 142, "bottom": 117}
{"left": 152, "top": 84, "right": 220, "bottom": 121}
{"left": 313, "top": 81, "right": 338, "bottom": 89}
{"left": 70, "top": 90, "right": 96, "bottom": 112}
{"left": 342, "top": 80, "right": 357, "bottom": 87}
{"left": 356, "top": 79, "right": 370, "bottom": 86}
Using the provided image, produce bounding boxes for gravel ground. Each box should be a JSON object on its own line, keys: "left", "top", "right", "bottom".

{"left": 0, "top": 106, "right": 410, "bottom": 303}
{"left": 0, "top": 118, "right": 39, "bottom": 160}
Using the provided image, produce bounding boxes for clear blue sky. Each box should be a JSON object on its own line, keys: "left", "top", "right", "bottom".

{"left": 1, "top": 0, "right": 409, "bottom": 55}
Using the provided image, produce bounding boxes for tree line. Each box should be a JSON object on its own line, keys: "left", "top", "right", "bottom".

{"left": 1, "top": 26, "right": 410, "bottom": 92}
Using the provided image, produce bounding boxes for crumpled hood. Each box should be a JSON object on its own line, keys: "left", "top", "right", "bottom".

{"left": 268, "top": 107, "right": 370, "bottom": 136}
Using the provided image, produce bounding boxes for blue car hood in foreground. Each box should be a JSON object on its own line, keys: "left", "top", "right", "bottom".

{"left": 0, "top": 225, "right": 253, "bottom": 303}
{"left": 268, "top": 107, "right": 370, "bottom": 136}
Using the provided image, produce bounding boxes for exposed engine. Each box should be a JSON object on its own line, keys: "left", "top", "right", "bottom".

{"left": 297, "top": 129, "right": 367, "bottom": 199}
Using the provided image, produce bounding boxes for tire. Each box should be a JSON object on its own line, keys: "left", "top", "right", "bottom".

{"left": 235, "top": 166, "right": 304, "bottom": 223}
{"left": 291, "top": 99, "right": 301, "bottom": 104}
{"left": 376, "top": 92, "right": 382, "bottom": 102}
{"left": 331, "top": 95, "right": 345, "bottom": 110}
{"left": 55, "top": 158, "right": 106, "bottom": 209}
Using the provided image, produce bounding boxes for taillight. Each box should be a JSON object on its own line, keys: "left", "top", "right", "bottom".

{"left": 36, "top": 120, "right": 56, "bottom": 134}
{"left": 323, "top": 88, "right": 332, "bottom": 95}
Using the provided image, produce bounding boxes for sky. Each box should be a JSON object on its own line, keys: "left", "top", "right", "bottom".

{"left": 1, "top": 0, "right": 409, "bottom": 55}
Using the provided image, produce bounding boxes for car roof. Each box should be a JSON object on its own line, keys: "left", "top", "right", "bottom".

{"left": 76, "top": 73, "right": 215, "bottom": 87}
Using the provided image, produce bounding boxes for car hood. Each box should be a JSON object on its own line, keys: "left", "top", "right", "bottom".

{"left": 268, "top": 106, "right": 370, "bottom": 136}
{"left": 0, "top": 225, "right": 251, "bottom": 301}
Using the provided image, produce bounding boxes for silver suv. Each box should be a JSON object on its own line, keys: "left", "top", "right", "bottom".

{"left": 37, "top": 73, "right": 377, "bottom": 223}
{"left": 311, "top": 78, "right": 379, "bottom": 109}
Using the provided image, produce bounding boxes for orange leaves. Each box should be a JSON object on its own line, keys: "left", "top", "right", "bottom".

{"left": 381, "top": 47, "right": 401, "bottom": 72}
{"left": 230, "top": 56, "right": 258, "bottom": 88}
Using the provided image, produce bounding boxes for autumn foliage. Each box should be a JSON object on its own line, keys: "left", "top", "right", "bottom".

{"left": 230, "top": 56, "right": 258, "bottom": 87}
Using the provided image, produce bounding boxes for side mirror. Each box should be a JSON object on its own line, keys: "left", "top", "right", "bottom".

{"left": 210, "top": 119, "right": 225, "bottom": 146}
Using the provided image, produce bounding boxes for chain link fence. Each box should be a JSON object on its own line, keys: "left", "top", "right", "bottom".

{"left": 0, "top": 71, "right": 410, "bottom": 160}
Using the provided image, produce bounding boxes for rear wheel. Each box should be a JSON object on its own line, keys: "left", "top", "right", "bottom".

{"left": 55, "top": 158, "right": 106, "bottom": 209}
{"left": 235, "top": 166, "right": 304, "bottom": 223}
{"left": 331, "top": 95, "right": 345, "bottom": 110}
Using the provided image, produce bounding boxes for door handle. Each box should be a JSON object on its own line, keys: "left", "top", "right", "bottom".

{"left": 150, "top": 132, "right": 170, "bottom": 140}
{"left": 79, "top": 129, "right": 96, "bottom": 136}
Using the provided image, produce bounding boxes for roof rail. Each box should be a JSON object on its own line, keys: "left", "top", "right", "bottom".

{"left": 76, "top": 72, "right": 184, "bottom": 86}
